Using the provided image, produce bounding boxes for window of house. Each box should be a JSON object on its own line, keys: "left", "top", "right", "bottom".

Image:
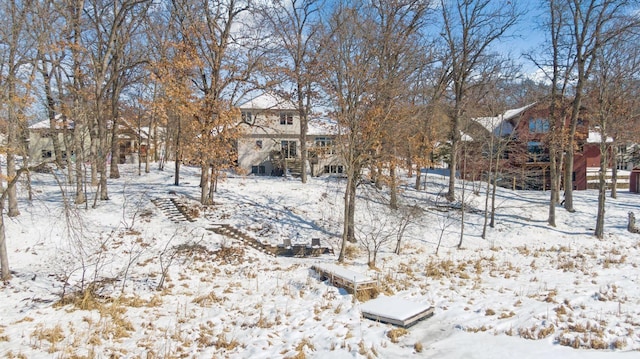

{"left": 42, "top": 150, "right": 52, "bottom": 159}
{"left": 527, "top": 141, "right": 543, "bottom": 154}
{"left": 281, "top": 140, "right": 296, "bottom": 158}
{"left": 618, "top": 145, "right": 627, "bottom": 155}
{"left": 279, "top": 112, "right": 293, "bottom": 125}
{"left": 324, "top": 165, "right": 344, "bottom": 174}
{"left": 251, "top": 165, "right": 266, "bottom": 175}
{"left": 242, "top": 111, "right": 254, "bottom": 125}
{"left": 527, "top": 141, "right": 548, "bottom": 162}
{"left": 529, "top": 118, "right": 549, "bottom": 133}
{"left": 314, "top": 136, "right": 335, "bottom": 154}
{"left": 255, "top": 140, "right": 263, "bottom": 149}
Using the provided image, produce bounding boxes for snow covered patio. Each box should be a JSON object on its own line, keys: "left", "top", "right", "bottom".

{"left": 311, "top": 263, "right": 378, "bottom": 296}
{"left": 360, "top": 296, "right": 435, "bottom": 328}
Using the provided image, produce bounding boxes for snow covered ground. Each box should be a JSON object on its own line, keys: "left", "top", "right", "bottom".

{"left": 1, "top": 163, "right": 639, "bottom": 358}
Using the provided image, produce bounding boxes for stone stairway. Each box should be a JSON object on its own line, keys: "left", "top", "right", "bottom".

{"left": 285, "top": 158, "right": 302, "bottom": 177}
{"left": 207, "top": 224, "right": 276, "bottom": 257}
{"left": 151, "top": 198, "right": 198, "bottom": 223}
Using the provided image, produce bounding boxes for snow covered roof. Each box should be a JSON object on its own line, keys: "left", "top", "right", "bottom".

{"left": 472, "top": 103, "right": 535, "bottom": 136}
{"left": 238, "top": 93, "right": 297, "bottom": 111}
{"left": 29, "top": 114, "right": 75, "bottom": 130}
{"left": 587, "top": 130, "right": 614, "bottom": 143}
{"left": 308, "top": 117, "right": 339, "bottom": 136}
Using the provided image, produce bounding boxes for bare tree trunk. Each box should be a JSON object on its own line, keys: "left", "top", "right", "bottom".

{"left": 0, "top": 204, "right": 9, "bottom": 280}
{"left": 548, "top": 151, "right": 558, "bottom": 227}
{"left": 109, "top": 116, "right": 121, "bottom": 179}
{"left": 201, "top": 163, "right": 213, "bottom": 205}
{"left": 482, "top": 146, "right": 494, "bottom": 239}
{"left": 595, "top": 154, "right": 607, "bottom": 239}
{"left": 389, "top": 163, "right": 398, "bottom": 210}
{"left": 347, "top": 174, "right": 357, "bottom": 243}
{"left": 6, "top": 85, "right": 20, "bottom": 218}
{"left": 338, "top": 170, "right": 355, "bottom": 262}
{"left": 457, "top": 145, "right": 467, "bottom": 249}
{"left": 42, "top": 69, "right": 64, "bottom": 167}
{"left": 611, "top": 148, "right": 618, "bottom": 199}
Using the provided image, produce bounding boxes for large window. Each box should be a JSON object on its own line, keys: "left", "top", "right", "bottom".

{"left": 251, "top": 165, "right": 266, "bottom": 175}
{"left": 279, "top": 112, "right": 293, "bottom": 125}
{"left": 529, "top": 118, "right": 549, "bottom": 133}
{"left": 314, "top": 136, "right": 335, "bottom": 154}
{"left": 527, "top": 141, "right": 548, "bottom": 162}
{"left": 281, "top": 140, "right": 296, "bottom": 158}
{"left": 324, "top": 165, "right": 344, "bottom": 174}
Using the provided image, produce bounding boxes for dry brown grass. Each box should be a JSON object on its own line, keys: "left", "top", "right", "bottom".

{"left": 214, "top": 333, "right": 241, "bottom": 351}
{"left": 343, "top": 244, "right": 360, "bottom": 260}
{"left": 414, "top": 341, "right": 423, "bottom": 353}
{"left": 386, "top": 328, "right": 408, "bottom": 343}
{"left": 499, "top": 311, "right": 515, "bottom": 319}
{"left": 518, "top": 324, "right": 555, "bottom": 339}
{"left": 32, "top": 324, "right": 65, "bottom": 353}
{"left": 192, "top": 291, "right": 225, "bottom": 307}
{"left": 215, "top": 245, "right": 246, "bottom": 265}
{"left": 355, "top": 287, "right": 380, "bottom": 302}
{"left": 0, "top": 326, "right": 9, "bottom": 342}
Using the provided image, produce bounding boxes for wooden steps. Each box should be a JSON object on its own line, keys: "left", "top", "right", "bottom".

{"left": 151, "top": 198, "right": 197, "bottom": 223}
{"left": 207, "top": 224, "right": 276, "bottom": 257}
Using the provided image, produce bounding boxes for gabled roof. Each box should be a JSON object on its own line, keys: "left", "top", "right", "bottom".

{"left": 29, "top": 114, "right": 75, "bottom": 130}
{"left": 472, "top": 103, "right": 536, "bottom": 137}
{"left": 238, "top": 93, "right": 297, "bottom": 111}
{"left": 308, "top": 117, "right": 339, "bottom": 136}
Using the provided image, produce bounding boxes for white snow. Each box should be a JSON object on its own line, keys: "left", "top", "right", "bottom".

{"left": 313, "top": 263, "right": 374, "bottom": 283}
{"left": 360, "top": 296, "right": 432, "bottom": 321}
{"left": 1, "top": 162, "right": 640, "bottom": 358}
{"left": 238, "top": 92, "right": 297, "bottom": 110}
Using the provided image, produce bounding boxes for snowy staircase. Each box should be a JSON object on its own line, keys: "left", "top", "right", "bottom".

{"left": 152, "top": 198, "right": 197, "bottom": 223}
{"left": 208, "top": 224, "right": 276, "bottom": 257}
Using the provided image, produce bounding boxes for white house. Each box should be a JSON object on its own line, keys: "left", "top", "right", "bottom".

{"left": 236, "top": 93, "right": 341, "bottom": 177}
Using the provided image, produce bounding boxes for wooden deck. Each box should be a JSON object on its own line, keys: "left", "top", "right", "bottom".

{"left": 311, "top": 264, "right": 378, "bottom": 295}
{"left": 360, "top": 297, "right": 435, "bottom": 328}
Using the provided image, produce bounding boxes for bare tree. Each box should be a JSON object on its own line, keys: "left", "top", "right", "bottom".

{"left": 259, "top": 0, "right": 323, "bottom": 184}
{"left": 319, "top": 3, "right": 380, "bottom": 261}
{"left": 588, "top": 32, "right": 640, "bottom": 238}
{"left": 319, "top": 0, "right": 431, "bottom": 261}
{"left": 438, "top": 0, "right": 520, "bottom": 202}
{"left": 167, "top": 0, "right": 259, "bottom": 205}
{"left": 551, "top": 0, "right": 639, "bottom": 212}
{"left": 82, "top": 0, "right": 151, "bottom": 204}
{"left": 0, "top": 0, "right": 37, "bottom": 218}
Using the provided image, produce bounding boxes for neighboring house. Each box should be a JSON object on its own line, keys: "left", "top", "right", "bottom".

{"left": 465, "top": 102, "right": 631, "bottom": 191}
{"left": 116, "top": 118, "right": 155, "bottom": 164}
{"left": 28, "top": 115, "right": 157, "bottom": 165}
{"left": 236, "top": 93, "right": 341, "bottom": 177}
{"left": 615, "top": 143, "right": 640, "bottom": 171}
{"left": 27, "top": 115, "right": 87, "bottom": 163}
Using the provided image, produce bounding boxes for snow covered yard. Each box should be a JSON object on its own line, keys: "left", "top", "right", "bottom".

{"left": 1, "top": 164, "right": 639, "bottom": 358}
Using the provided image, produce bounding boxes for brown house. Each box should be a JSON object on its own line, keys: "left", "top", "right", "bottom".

{"left": 464, "top": 102, "right": 620, "bottom": 191}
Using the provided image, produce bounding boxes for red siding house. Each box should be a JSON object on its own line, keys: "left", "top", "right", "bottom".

{"left": 631, "top": 167, "right": 640, "bottom": 193}
{"left": 464, "top": 102, "right": 619, "bottom": 191}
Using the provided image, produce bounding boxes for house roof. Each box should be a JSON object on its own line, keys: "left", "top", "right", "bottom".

{"left": 29, "top": 114, "right": 75, "bottom": 130}
{"left": 308, "top": 117, "right": 339, "bottom": 136}
{"left": 586, "top": 130, "right": 614, "bottom": 144}
{"left": 472, "top": 103, "right": 536, "bottom": 137}
{"left": 238, "top": 93, "right": 297, "bottom": 111}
